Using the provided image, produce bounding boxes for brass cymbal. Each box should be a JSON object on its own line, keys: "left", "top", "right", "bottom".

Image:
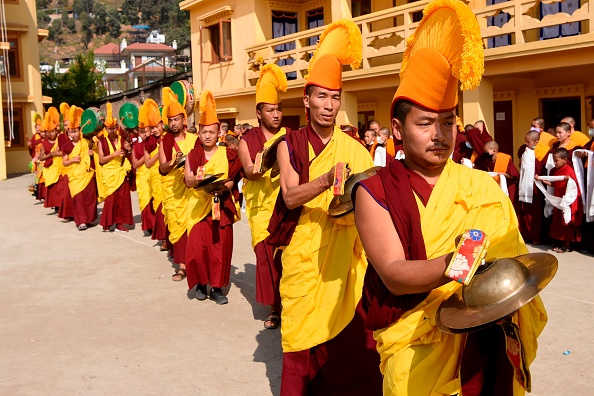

{"left": 328, "top": 166, "right": 381, "bottom": 218}
{"left": 174, "top": 154, "right": 187, "bottom": 169}
{"left": 261, "top": 136, "right": 284, "bottom": 172}
{"left": 436, "top": 253, "right": 558, "bottom": 334}
{"left": 194, "top": 173, "right": 225, "bottom": 190}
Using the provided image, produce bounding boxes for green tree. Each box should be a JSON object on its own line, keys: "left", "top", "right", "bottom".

{"left": 37, "top": 10, "right": 51, "bottom": 27}
{"left": 73, "top": 0, "right": 94, "bottom": 17}
{"left": 94, "top": 6, "right": 107, "bottom": 35}
{"left": 48, "top": 19, "right": 62, "bottom": 43}
{"left": 58, "top": 0, "right": 68, "bottom": 8}
{"left": 79, "top": 11, "right": 93, "bottom": 48}
{"left": 107, "top": 8, "right": 121, "bottom": 38}
{"left": 121, "top": 0, "right": 139, "bottom": 25}
{"left": 42, "top": 52, "right": 107, "bottom": 108}
{"left": 65, "top": 16, "right": 76, "bottom": 33}
{"left": 37, "top": 0, "right": 49, "bottom": 9}
{"left": 61, "top": 10, "right": 69, "bottom": 25}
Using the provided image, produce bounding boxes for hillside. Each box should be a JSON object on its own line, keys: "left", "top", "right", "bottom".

{"left": 37, "top": 0, "right": 190, "bottom": 65}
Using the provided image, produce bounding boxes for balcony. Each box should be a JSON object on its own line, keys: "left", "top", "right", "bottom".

{"left": 245, "top": 0, "right": 594, "bottom": 87}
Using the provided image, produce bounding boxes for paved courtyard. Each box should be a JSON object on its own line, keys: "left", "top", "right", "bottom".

{"left": 0, "top": 173, "right": 592, "bottom": 395}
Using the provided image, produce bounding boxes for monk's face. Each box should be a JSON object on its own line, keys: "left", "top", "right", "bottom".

{"left": 67, "top": 128, "right": 80, "bottom": 143}
{"left": 257, "top": 103, "right": 283, "bottom": 132}
{"left": 474, "top": 121, "right": 485, "bottom": 133}
{"left": 199, "top": 124, "right": 219, "bottom": 148}
{"left": 393, "top": 104, "right": 456, "bottom": 172}
{"left": 35, "top": 124, "right": 41, "bottom": 133}
{"left": 364, "top": 130, "right": 376, "bottom": 145}
{"left": 152, "top": 122, "right": 163, "bottom": 138}
{"left": 40, "top": 130, "right": 47, "bottom": 140}
{"left": 106, "top": 125, "right": 118, "bottom": 140}
{"left": 168, "top": 114, "right": 185, "bottom": 134}
{"left": 555, "top": 126, "right": 570, "bottom": 143}
{"left": 525, "top": 136, "right": 538, "bottom": 149}
{"left": 553, "top": 154, "right": 567, "bottom": 169}
{"left": 304, "top": 86, "right": 341, "bottom": 129}
{"left": 48, "top": 129, "right": 58, "bottom": 140}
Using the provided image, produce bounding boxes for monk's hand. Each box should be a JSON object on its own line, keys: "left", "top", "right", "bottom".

{"left": 72, "top": 155, "right": 81, "bottom": 164}
{"left": 565, "top": 176, "right": 570, "bottom": 181}
{"left": 88, "top": 150, "right": 94, "bottom": 156}
{"left": 503, "top": 173, "right": 511, "bottom": 179}
{"left": 321, "top": 167, "right": 335, "bottom": 189}
{"left": 534, "top": 175, "right": 540, "bottom": 181}
{"left": 114, "top": 149, "right": 125, "bottom": 157}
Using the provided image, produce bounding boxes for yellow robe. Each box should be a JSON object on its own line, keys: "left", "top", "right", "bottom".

{"left": 66, "top": 138, "right": 94, "bottom": 198}
{"left": 534, "top": 132, "right": 557, "bottom": 161}
{"left": 100, "top": 137, "right": 131, "bottom": 198}
{"left": 280, "top": 127, "right": 374, "bottom": 352}
{"left": 42, "top": 140, "right": 60, "bottom": 187}
{"left": 135, "top": 152, "right": 152, "bottom": 212}
{"left": 376, "top": 160, "right": 547, "bottom": 396}
{"left": 569, "top": 130, "right": 590, "bottom": 147}
{"left": 160, "top": 132, "right": 198, "bottom": 244}
{"left": 186, "top": 146, "right": 230, "bottom": 231}
{"left": 148, "top": 147, "right": 163, "bottom": 212}
{"left": 243, "top": 128, "right": 287, "bottom": 248}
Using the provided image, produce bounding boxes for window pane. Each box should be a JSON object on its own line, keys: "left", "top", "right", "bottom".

{"left": 209, "top": 24, "right": 221, "bottom": 63}
{"left": 4, "top": 106, "right": 23, "bottom": 147}
{"left": 222, "top": 21, "right": 232, "bottom": 59}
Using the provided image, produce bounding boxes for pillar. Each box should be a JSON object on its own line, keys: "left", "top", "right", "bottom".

{"left": 331, "top": 0, "right": 352, "bottom": 21}
{"left": 462, "top": 77, "right": 494, "bottom": 137}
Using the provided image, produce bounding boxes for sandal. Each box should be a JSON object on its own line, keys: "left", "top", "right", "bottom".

{"left": 172, "top": 268, "right": 186, "bottom": 281}
{"left": 264, "top": 312, "right": 281, "bottom": 330}
{"left": 553, "top": 247, "right": 567, "bottom": 253}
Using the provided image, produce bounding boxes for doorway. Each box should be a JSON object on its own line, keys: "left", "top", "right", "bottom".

{"left": 282, "top": 115, "right": 301, "bottom": 131}
{"left": 493, "top": 101, "right": 514, "bottom": 156}
{"left": 541, "top": 97, "right": 581, "bottom": 132}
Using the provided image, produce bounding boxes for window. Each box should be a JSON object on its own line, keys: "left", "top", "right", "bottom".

{"left": 208, "top": 20, "right": 232, "bottom": 63}
{"left": 352, "top": 0, "right": 372, "bottom": 18}
{"left": 3, "top": 104, "right": 24, "bottom": 148}
{"left": 307, "top": 8, "right": 324, "bottom": 46}
{"left": 1, "top": 35, "right": 22, "bottom": 79}
{"left": 272, "top": 11, "right": 298, "bottom": 80}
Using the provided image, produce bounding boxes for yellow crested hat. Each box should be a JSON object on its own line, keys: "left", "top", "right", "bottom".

{"left": 40, "top": 114, "right": 49, "bottom": 132}
{"left": 162, "top": 87, "right": 186, "bottom": 122}
{"left": 138, "top": 101, "right": 148, "bottom": 129}
{"left": 33, "top": 112, "right": 43, "bottom": 126}
{"left": 65, "top": 105, "right": 83, "bottom": 129}
{"left": 305, "top": 19, "right": 362, "bottom": 92}
{"left": 104, "top": 102, "right": 117, "bottom": 127}
{"left": 391, "top": 0, "right": 484, "bottom": 114}
{"left": 198, "top": 90, "right": 219, "bottom": 126}
{"left": 256, "top": 64, "right": 288, "bottom": 106}
{"left": 144, "top": 99, "right": 162, "bottom": 128}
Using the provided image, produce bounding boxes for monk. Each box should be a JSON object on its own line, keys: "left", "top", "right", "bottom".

{"left": 61, "top": 105, "right": 97, "bottom": 230}
{"left": 39, "top": 114, "right": 61, "bottom": 212}
{"left": 475, "top": 140, "right": 519, "bottom": 210}
{"left": 143, "top": 100, "right": 168, "bottom": 246}
{"left": 98, "top": 103, "right": 134, "bottom": 232}
{"left": 56, "top": 104, "right": 75, "bottom": 221}
{"left": 519, "top": 117, "right": 557, "bottom": 163}
{"left": 518, "top": 131, "right": 546, "bottom": 244}
{"left": 268, "top": 20, "right": 382, "bottom": 395}
{"left": 562, "top": 116, "right": 591, "bottom": 147}
{"left": 185, "top": 90, "right": 241, "bottom": 304}
{"left": 131, "top": 107, "right": 155, "bottom": 235}
{"left": 239, "top": 63, "right": 288, "bottom": 328}
{"left": 353, "top": 2, "right": 546, "bottom": 395}
{"left": 158, "top": 88, "right": 198, "bottom": 281}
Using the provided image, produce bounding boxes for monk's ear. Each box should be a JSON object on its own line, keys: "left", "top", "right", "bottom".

{"left": 303, "top": 94, "right": 310, "bottom": 110}
{"left": 392, "top": 118, "right": 403, "bottom": 141}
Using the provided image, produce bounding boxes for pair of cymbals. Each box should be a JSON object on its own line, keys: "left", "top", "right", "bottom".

{"left": 328, "top": 166, "right": 382, "bottom": 218}
{"left": 436, "top": 253, "right": 558, "bottom": 334}
{"left": 194, "top": 173, "right": 226, "bottom": 193}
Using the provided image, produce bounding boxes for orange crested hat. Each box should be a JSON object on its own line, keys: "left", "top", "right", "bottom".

{"left": 104, "top": 102, "right": 117, "bottom": 127}
{"left": 256, "top": 64, "right": 288, "bottom": 106}
{"left": 162, "top": 87, "right": 186, "bottom": 122}
{"left": 138, "top": 101, "right": 148, "bottom": 129}
{"left": 304, "top": 19, "right": 362, "bottom": 92}
{"left": 47, "top": 107, "right": 60, "bottom": 131}
{"left": 391, "top": 0, "right": 484, "bottom": 115}
{"left": 40, "top": 113, "right": 49, "bottom": 132}
{"left": 65, "top": 105, "right": 83, "bottom": 129}
{"left": 144, "top": 99, "right": 162, "bottom": 128}
{"left": 198, "top": 90, "right": 219, "bottom": 126}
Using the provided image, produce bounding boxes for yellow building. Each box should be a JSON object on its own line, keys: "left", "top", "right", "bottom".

{"left": 180, "top": 0, "right": 594, "bottom": 159}
{"left": 0, "top": 0, "right": 50, "bottom": 180}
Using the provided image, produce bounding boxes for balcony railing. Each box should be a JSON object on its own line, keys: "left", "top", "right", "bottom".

{"left": 245, "top": 0, "right": 594, "bottom": 87}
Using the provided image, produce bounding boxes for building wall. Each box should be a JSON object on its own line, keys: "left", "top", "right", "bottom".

{"left": 2, "top": 0, "right": 46, "bottom": 178}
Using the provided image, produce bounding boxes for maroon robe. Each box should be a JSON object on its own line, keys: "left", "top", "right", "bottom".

{"left": 271, "top": 125, "right": 382, "bottom": 396}
{"left": 57, "top": 134, "right": 75, "bottom": 219}
{"left": 517, "top": 146, "right": 546, "bottom": 243}
{"left": 354, "top": 159, "right": 513, "bottom": 396}
{"left": 185, "top": 144, "right": 242, "bottom": 290}
{"left": 42, "top": 139, "right": 61, "bottom": 209}
{"left": 134, "top": 142, "right": 155, "bottom": 232}
{"left": 474, "top": 152, "right": 520, "bottom": 212}
{"left": 242, "top": 127, "right": 284, "bottom": 306}
{"left": 549, "top": 164, "right": 582, "bottom": 243}
{"left": 98, "top": 135, "right": 134, "bottom": 229}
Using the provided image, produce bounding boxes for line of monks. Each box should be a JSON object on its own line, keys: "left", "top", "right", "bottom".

{"left": 23, "top": 0, "right": 590, "bottom": 393}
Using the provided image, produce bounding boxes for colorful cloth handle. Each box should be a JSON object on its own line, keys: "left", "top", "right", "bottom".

{"left": 444, "top": 229, "right": 489, "bottom": 285}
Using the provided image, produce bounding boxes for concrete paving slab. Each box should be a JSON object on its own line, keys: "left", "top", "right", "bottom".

{"left": 1, "top": 173, "right": 593, "bottom": 395}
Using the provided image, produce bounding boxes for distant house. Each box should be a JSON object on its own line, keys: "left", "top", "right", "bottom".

{"left": 54, "top": 36, "right": 180, "bottom": 95}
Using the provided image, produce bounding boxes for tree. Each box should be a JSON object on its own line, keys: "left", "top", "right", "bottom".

{"left": 42, "top": 52, "right": 107, "bottom": 108}
{"left": 61, "top": 10, "right": 69, "bottom": 25}
{"left": 48, "top": 19, "right": 62, "bottom": 43}
{"left": 65, "top": 17, "right": 76, "bottom": 34}
{"left": 58, "top": 0, "right": 68, "bottom": 8}
{"left": 37, "top": 0, "right": 49, "bottom": 9}
{"left": 73, "top": 0, "right": 94, "bottom": 17}
{"left": 121, "top": 0, "right": 139, "bottom": 25}
{"left": 107, "top": 8, "right": 121, "bottom": 38}
{"left": 37, "top": 10, "right": 51, "bottom": 27}
{"left": 94, "top": 6, "right": 107, "bottom": 35}
{"left": 79, "top": 11, "right": 93, "bottom": 48}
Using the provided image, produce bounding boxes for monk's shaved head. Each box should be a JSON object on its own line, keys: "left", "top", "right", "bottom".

{"left": 526, "top": 131, "right": 540, "bottom": 142}
{"left": 378, "top": 127, "right": 390, "bottom": 138}
{"left": 561, "top": 117, "right": 575, "bottom": 127}
{"left": 484, "top": 140, "right": 499, "bottom": 152}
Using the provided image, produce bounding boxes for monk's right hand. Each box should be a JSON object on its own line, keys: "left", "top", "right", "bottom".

{"left": 114, "top": 149, "right": 125, "bottom": 156}
{"left": 72, "top": 155, "right": 81, "bottom": 164}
